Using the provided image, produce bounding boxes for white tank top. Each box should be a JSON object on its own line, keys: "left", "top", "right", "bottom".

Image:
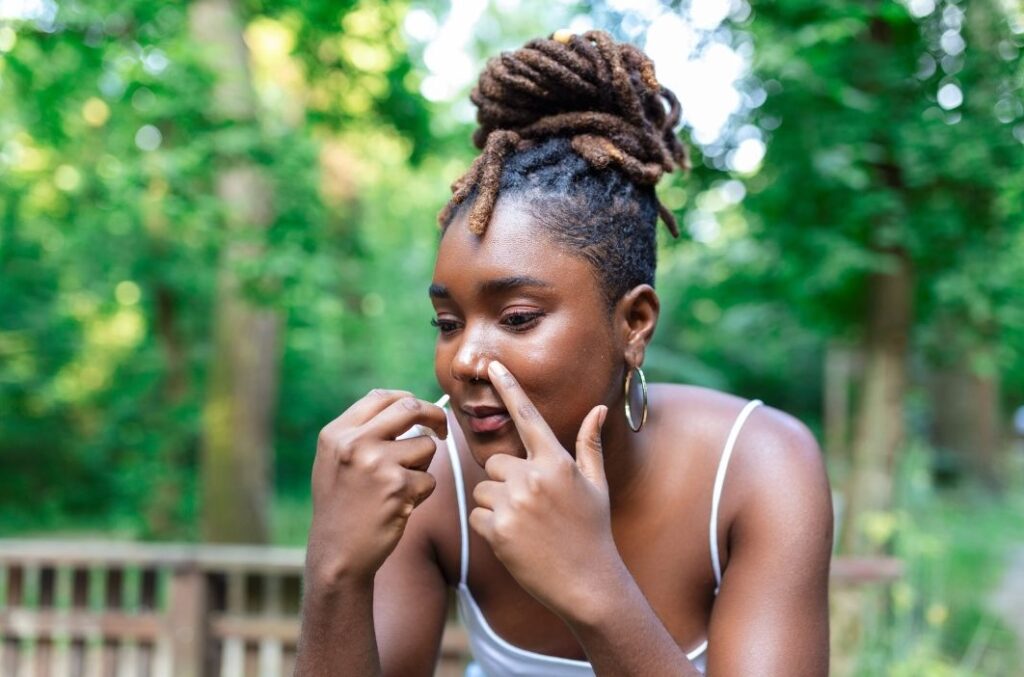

{"left": 444, "top": 398, "right": 764, "bottom": 676}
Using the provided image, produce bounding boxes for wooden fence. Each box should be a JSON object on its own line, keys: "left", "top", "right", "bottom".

{"left": 0, "top": 539, "right": 900, "bottom": 677}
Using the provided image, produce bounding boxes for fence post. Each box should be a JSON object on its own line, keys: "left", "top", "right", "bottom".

{"left": 168, "top": 564, "right": 207, "bottom": 677}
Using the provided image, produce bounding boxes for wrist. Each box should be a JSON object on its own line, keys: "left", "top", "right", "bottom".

{"left": 305, "top": 550, "right": 376, "bottom": 594}
{"left": 561, "top": 553, "right": 636, "bottom": 629}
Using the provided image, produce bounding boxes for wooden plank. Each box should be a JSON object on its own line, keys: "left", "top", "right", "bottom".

{"left": 150, "top": 637, "right": 172, "bottom": 677}
{"left": 0, "top": 541, "right": 305, "bottom": 574}
{"left": 829, "top": 556, "right": 903, "bottom": 584}
{"left": 33, "top": 638, "right": 47, "bottom": 677}
{"left": 221, "top": 572, "right": 246, "bottom": 677}
{"left": 82, "top": 636, "right": 103, "bottom": 677}
{"left": 24, "top": 564, "right": 41, "bottom": 608}
{"left": 116, "top": 639, "right": 139, "bottom": 677}
{"left": 258, "top": 573, "right": 283, "bottom": 677}
{"left": 210, "top": 616, "right": 298, "bottom": 644}
{"left": 101, "top": 639, "right": 117, "bottom": 677}
{"left": 55, "top": 567, "right": 72, "bottom": 610}
{"left": 0, "top": 610, "right": 164, "bottom": 641}
{"left": 166, "top": 566, "right": 205, "bottom": 677}
{"left": 18, "top": 637, "right": 36, "bottom": 677}
{"left": 50, "top": 636, "right": 71, "bottom": 677}
{"left": 136, "top": 643, "right": 153, "bottom": 677}
{"left": 219, "top": 638, "right": 244, "bottom": 677}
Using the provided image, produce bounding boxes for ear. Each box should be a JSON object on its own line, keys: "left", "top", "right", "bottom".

{"left": 614, "top": 284, "right": 660, "bottom": 368}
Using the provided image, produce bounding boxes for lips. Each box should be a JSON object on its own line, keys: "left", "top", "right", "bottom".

{"left": 462, "top": 404, "right": 512, "bottom": 434}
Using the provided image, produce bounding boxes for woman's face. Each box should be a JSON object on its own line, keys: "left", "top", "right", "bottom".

{"left": 431, "top": 200, "right": 624, "bottom": 466}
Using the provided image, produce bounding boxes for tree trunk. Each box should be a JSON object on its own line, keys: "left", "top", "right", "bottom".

{"left": 823, "top": 340, "right": 856, "bottom": 469}
{"left": 930, "top": 343, "right": 1003, "bottom": 490}
{"left": 143, "top": 169, "right": 192, "bottom": 538}
{"left": 190, "top": 0, "right": 280, "bottom": 544}
{"left": 840, "top": 248, "right": 912, "bottom": 554}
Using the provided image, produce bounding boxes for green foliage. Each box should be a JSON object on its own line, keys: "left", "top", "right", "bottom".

{"left": 0, "top": 0, "right": 434, "bottom": 531}
{"left": 853, "top": 444, "right": 1024, "bottom": 674}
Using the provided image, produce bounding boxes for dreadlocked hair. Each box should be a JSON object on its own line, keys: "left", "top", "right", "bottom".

{"left": 437, "top": 30, "right": 690, "bottom": 307}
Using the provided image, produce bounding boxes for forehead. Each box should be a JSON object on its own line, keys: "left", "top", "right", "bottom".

{"left": 433, "top": 200, "right": 596, "bottom": 293}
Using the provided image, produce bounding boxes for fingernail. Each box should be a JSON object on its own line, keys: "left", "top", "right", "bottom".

{"left": 599, "top": 405, "right": 608, "bottom": 428}
{"left": 488, "top": 361, "right": 508, "bottom": 376}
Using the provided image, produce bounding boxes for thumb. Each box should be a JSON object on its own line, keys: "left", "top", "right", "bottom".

{"left": 575, "top": 405, "right": 608, "bottom": 490}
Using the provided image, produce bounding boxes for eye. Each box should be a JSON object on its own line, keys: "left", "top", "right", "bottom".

{"left": 500, "top": 311, "right": 544, "bottom": 332}
{"left": 430, "top": 317, "right": 461, "bottom": 335}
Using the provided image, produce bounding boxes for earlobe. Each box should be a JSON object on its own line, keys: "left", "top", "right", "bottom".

{"left": 618, "top": 284, "right": 660, "bottom": 368}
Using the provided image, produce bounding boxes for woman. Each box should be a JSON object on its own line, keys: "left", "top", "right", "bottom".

{"left": 296, "top": 30, "right": 833, "bottom": 676}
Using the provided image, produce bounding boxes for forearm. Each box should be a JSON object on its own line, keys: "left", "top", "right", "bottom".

{"left": 567, "top": 567, "right": 703, "bottom": 677}
{"left": 294, "top": 576, "right": 380, "bottom": 677}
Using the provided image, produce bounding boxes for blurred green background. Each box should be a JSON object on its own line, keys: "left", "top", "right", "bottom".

{"left": 2, "top": 0, "right": 1023, "bottom": 673}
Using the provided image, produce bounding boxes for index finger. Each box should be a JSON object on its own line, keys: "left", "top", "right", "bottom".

{"left": 487, "top": 360, "right": 559, "bottom": 458}
{"left": 338, "top": 389, "right": 414, "bottom": 428}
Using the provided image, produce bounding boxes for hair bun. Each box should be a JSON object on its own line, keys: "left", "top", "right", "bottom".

{"left": 442, "top": 30, "right": 688, "bottom": 237}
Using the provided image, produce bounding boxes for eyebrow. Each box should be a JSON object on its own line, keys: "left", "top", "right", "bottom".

{"left": 428, "top": 275, "right": 552, "bottom": 299}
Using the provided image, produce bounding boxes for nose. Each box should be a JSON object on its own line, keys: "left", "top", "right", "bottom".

{"left": 450, "top": 328, "right": 492, "bottom": 383}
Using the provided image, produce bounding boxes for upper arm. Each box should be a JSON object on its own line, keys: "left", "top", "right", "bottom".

{"left": 706, "top": 409, "right": 834, "bottom": 676}
{"left": 373, "top": 441, "right": 452, "bottom": 677}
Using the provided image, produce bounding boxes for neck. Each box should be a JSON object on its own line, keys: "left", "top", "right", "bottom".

{"left": 600, "top": 395, "right": 650, "bottom": 508}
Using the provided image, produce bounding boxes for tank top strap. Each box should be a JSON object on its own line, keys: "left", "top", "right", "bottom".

{"left": 443, "top": 421, "right": 471, "bottom": 586}
{"left": 709, "top": 399, "right": 763, "bottom": 592}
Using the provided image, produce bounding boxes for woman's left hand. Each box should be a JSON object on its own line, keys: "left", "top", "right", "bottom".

{"left": 469, "top": 360, "right": 626, "bottom": 622}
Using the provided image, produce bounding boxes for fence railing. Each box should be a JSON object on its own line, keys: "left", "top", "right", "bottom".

{"left": 0, "top": 539, "right": 899, "bottom": 677}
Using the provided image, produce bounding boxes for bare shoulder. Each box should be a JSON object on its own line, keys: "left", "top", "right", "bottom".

{"left": 649, "top": 383, "right": 832, "bottom": 542}
{"left": 650, "top": 383, "right": 827, "bottom": 487}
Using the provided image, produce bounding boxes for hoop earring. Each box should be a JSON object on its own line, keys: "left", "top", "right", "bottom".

{"left": 624, "top": 366, "right": 648, "bottom": 433}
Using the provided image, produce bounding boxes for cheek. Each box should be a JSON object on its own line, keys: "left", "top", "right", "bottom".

{"left": 433, "top": 341, "right": 448, "bottom": 391}
{"left": 507, "top": 322, "right": 618, "bottom": 439}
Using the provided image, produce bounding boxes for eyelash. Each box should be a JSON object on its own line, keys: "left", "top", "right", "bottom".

{"left": 430, "top": 311, "right": 544, "bottom": 335}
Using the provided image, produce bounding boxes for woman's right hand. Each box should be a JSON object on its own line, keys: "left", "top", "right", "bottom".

{"left": 305, "top": 389, "right": 448, "bottom": 589}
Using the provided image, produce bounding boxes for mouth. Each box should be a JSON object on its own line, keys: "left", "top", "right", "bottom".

{"left": 461, "top": 404, "right": 512, "bottom": 434}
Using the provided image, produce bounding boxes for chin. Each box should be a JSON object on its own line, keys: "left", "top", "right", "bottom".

{"left": 454, "top": 416, "right": 527, "bottom": 466}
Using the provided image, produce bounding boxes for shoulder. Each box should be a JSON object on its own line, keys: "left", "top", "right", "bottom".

{"left": 650, "top": 382, "right": 827, "bottom": 489}
{"left": 649, "top": 383, "right": 832, "bottom": 546}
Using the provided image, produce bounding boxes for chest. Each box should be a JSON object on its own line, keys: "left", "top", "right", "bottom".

{"left": 438, "top": 475, "right": 720, "bottom": 661}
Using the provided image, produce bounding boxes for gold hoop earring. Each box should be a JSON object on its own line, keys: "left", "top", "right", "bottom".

{"left": 624, "top": 366, "right": 648, "bottom": 433}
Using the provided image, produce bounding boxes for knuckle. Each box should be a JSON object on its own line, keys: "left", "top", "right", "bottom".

{"left": 383, "top": 466, "right": 408, "bottom": 494}
{"left": 500, "top": 373, "right": 518, "bottom": 389}
{"left": 368, "top": 388, "right": 389, "bottom": 400}
{"left": 418, "top": 474, "right": 437, "bottom": 501}
{"left": 517, "top": 402, "right": 539, "bottom": 421}
{"left": 508, "top": 489, "right": 530, "bottom": 511}
{"left": 526, "top": 468, "right": 544, "bottom": 495}
{"left": 492, "top": 513, "right": 515, "bottom": 543}
{"left": 332, "top": 433, "right": 357, "bottom": 465}
{"left": 400, "top": 396, "right": 421, "bottom": 412}
{"left": 316, "top": 425, "right": 333, "bottom": 452}
{"left": 354, "top": 447, "right": 383, "bottom": 473}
